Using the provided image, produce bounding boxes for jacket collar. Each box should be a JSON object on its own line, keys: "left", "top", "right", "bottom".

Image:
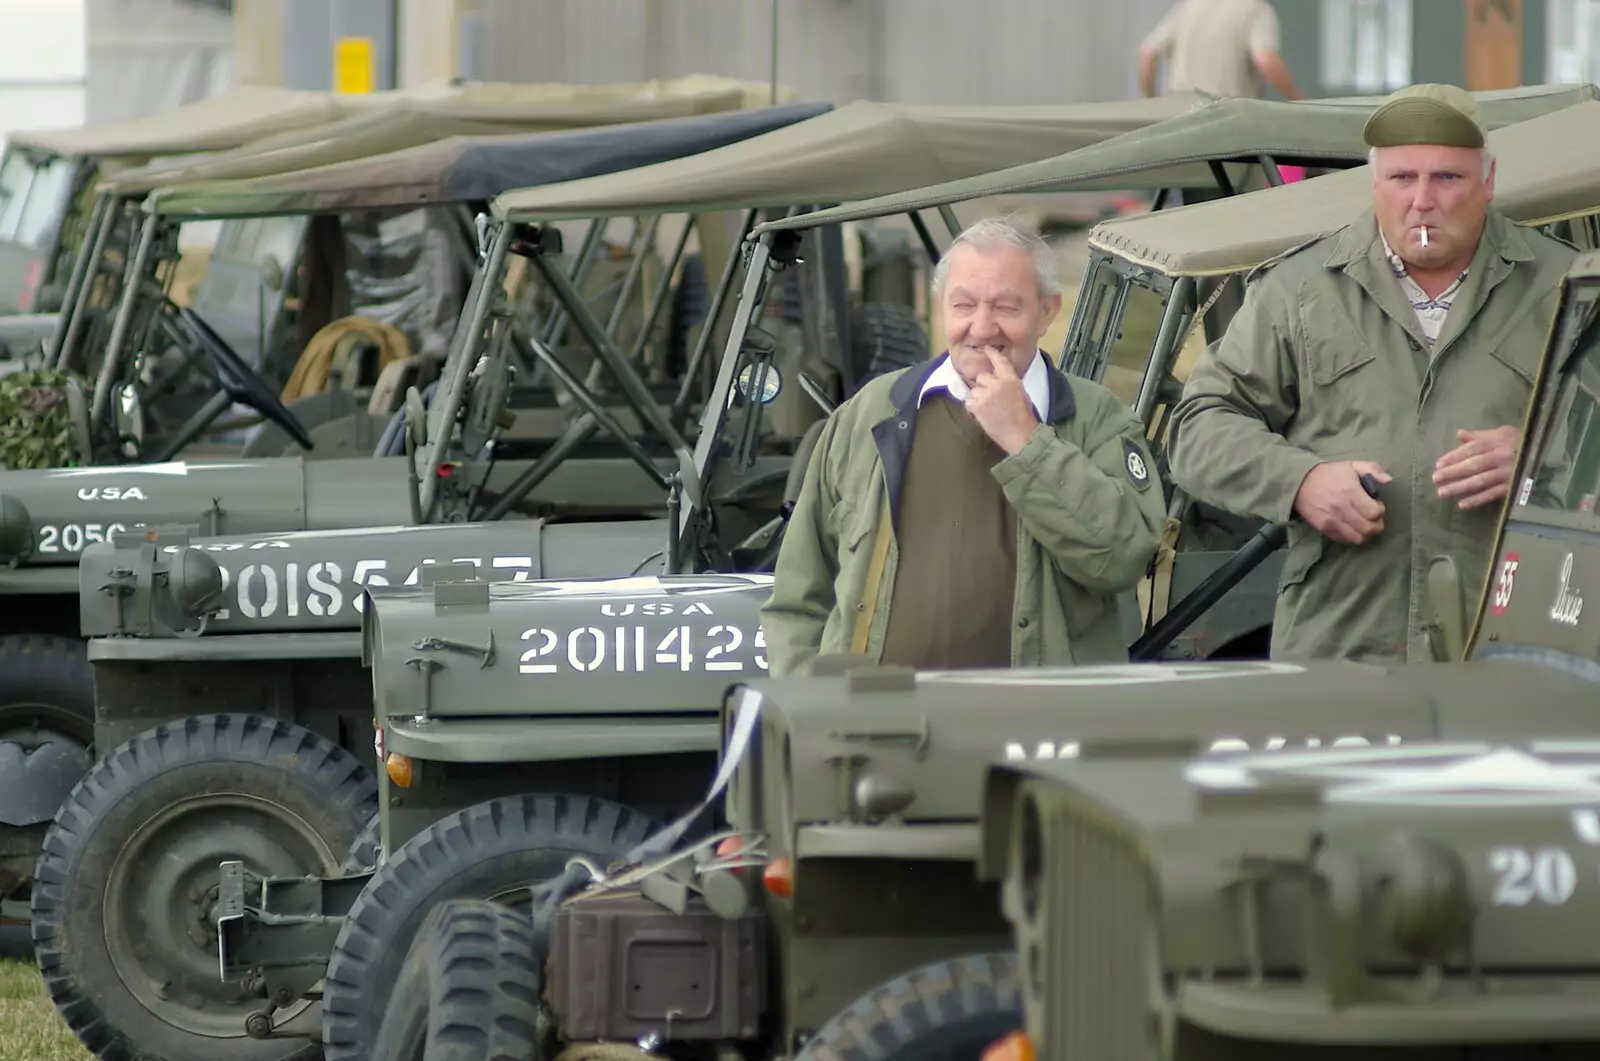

{"left": 1322, "top": 206, "right": 1535, "bottom": 271}
{"left": 886, "top": 350, "right": 1078, "bottom": 424}
{"left": 1321, "top": 207, "right": 1532, "bottom": 358}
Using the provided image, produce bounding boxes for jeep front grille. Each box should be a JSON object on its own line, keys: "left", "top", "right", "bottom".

{"left": 1039, "top": 798, "right": 1159, "bottom": 1061}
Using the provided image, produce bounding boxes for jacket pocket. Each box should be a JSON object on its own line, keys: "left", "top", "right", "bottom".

{"left": 1306, "top": 333, "right": 1377, "bottom": 387}
{"left": 1277, "top": 528, "right": 1326, "bottom": 595}
{"left": 1487, "top": 340, "right": 1540, "bottom": 385}
{"left": 830, "top": 497, "right": 877, "bottom": 555}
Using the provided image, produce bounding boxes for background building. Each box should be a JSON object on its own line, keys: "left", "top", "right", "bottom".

{"left": 5, "top": 1, "right": 1600, "bottom": 150}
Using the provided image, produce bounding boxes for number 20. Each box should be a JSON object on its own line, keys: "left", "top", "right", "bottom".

{"left": 1488, "top": 845, "right": 1577, "bottom": 906}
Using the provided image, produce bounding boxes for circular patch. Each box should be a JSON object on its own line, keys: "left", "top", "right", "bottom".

{"left": 1122, "top": 437, "right": 1151, "bottom": 487}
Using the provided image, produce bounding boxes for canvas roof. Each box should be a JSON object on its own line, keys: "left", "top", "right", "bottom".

{"left": 115, "top": 74, "right": 783, "bottom": 200}
{"left": 5, "top": 85, "right": 366, "bottom": 159}
{"left": 1087, "top": 99, "right": 1600, "bottom": 278}
{"left": 488, "top": 93, "right": 1213, "bottom": 222}
{"left": 761, "top": 84, "right": 1600, "bottom": 232}
{"left": 138, "top": 101, "right": 833, "bottom": 219}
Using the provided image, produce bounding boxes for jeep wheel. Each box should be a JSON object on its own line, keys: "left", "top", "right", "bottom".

{"left": 796, "top": 952, "right": 1022, "bottom": 1061}
{"left": 0, "top": 633, "right": 96, "bottom": 896}
{"left": 31, "top": 713, "right": 379, "bottom": 1061}
{"left": 849, "top": 302, "right": 929, "bottom": 390}
{"left": 320, "top": 792, "right": 652, "bottom": 1061}
{"left": 341, "top": 810, "right": 382, "bottom": 873}
{"left": 370, "top": 899, "right": 542, "bottom": 1061}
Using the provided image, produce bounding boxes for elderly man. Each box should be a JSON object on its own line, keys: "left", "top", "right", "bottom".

{"left": 761, "top": 217, "right": 1165, "bottom": 677}
{"left": 1167, "top": 83, "right": 1577, "bottom": 663}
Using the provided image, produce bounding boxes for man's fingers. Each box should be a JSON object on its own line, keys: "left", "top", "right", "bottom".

{"left": 1349, "top": 460, "right": 1392, "bottom": 484}
{"left": 1456, "top": 483, "right": 1510, "bottom": 510}
{"left": 1437, "top": 466, "right": 1509, "bottom": 499}
{"left": 984, "top": 348, "right": 1018, "bottom": 378}
{"left": 1435, "top": 439, "right": 1491, "bottom": 469}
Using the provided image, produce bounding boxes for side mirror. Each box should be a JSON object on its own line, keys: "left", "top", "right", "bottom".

{"left": 473, "top": 213, "right": 492, "bottom": 264}
{"left": 1424, "top": 554, "right": 1467, "bottom": 662}
{"left": 735, "top": 361, "right": 783, "bottom": 405}
{"left": 258, "top": 254, "right": 285, "bottom": 293}
{"left": 403, "top": 385, "right": 428, "bottom": 449}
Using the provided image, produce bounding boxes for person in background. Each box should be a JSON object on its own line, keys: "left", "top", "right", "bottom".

{"left": 1138, "top": 0, "right": 1304, "bottom": 101}
{"left": 760, "top": 217, "right": 1165, "bottom": 677}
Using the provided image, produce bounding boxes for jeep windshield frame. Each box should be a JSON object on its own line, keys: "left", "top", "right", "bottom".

{"left": 48, "top": 99, "right": 830, "bottom": 468}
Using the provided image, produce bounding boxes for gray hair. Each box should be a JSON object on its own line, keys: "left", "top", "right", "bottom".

{"left": 1367, "top": 145, "right": 1495, "bottom": 180}
{"left": 931, "top": 216, "right": 1061, "bottom": 300}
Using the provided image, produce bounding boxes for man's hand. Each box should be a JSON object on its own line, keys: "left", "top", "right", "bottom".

{"left": 1434, "top": 426, "right": 1521, "bottom": 509}
{"left": 966, "top": 349, "right": 1040, "bottom": 455}
{"left": 1293, "top": 460, "right": 1392, "bottom": 545}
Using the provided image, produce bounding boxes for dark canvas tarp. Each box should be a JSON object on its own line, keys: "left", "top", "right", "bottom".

{"left": 106, "top": 74, "right": 783, "bottom": 198}
{"left": 142, "top": 101, "right": 834, "bottom": 219}
{"left": 1088, "top": 99, "right": 1600, "bottom": 278}
{"left": 762, "top": 83, "right": 1600, "bottom": 232}
{"left": 489, "top": 94, "right": 1215, "bottom": 222}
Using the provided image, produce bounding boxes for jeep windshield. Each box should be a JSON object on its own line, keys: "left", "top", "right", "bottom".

{"left": 1520, "top": 265, "right": 1600, "bottom": 521}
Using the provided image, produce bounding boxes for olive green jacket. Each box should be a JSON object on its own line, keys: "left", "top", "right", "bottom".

{"left": 1168, "top": 208, "right": 1576, "bottom": 662}
{"left": 761, "top": 352, "right": 1166, "bottom": 677}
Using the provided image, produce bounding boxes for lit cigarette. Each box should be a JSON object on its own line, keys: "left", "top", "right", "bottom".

{"left": 1419, "top": 226, "right": 1429, "bottom": 247}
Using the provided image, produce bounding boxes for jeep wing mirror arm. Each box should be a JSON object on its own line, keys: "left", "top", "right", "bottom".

{"left": 1424, "top": 554, "right": 1467, "bottom": 662}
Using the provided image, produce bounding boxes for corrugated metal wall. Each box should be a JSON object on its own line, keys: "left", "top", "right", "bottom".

{"left": 478, "top": 0, "right": 1178, "bottom": 105}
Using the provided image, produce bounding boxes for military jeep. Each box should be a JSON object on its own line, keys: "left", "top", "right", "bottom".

{"left": 0, "top": 84, "right": 360, "bottom": 325}
{"left": 983, "top": 738, "right": 1600, "bottom": 1060}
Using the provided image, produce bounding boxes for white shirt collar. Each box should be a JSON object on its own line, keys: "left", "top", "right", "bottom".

{"left": 917, "top": 350, "right": 1052, "bottom": 421}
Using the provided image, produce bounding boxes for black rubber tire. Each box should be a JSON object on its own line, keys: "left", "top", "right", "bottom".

{"left": 849, "top": 302, "right": 928, "bottom": 389}
{"left": 369, "top": 899, "right": 542, "bottom": 1061}
{"left": 319, "top": 792, "right": 653, "bottom": 1061}
{"left": 0, "top": 633, "right": 96, "bottom": 901}
{"left": 341, "top": 811, "right": 383, "bottom": 873}
{"left": 795, "top": 951, "right": 1022, "bottom": 1061}
{"left": 30, "top": 713, "right": 379, "bottom": 1061}
{"left": 0, "top": 632, "right": 95, "bottom": 747}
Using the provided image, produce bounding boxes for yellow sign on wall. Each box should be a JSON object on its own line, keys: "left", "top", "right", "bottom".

{"left": 333, "top": 37, "right": 376, "bottom": 94}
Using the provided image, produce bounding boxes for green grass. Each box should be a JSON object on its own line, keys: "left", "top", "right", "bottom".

{"left": 0, "top": 959, "right": 88, "bottom": 1061}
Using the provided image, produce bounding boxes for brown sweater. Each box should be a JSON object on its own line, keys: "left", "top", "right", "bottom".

{"left": 879, "top": 393, "right": 1018, "bottom": 669}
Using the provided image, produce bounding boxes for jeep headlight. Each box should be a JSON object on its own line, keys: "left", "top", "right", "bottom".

{"left": 167, "top": 546, "right": 224, "bottom": 618}
{"left": 0, "top": 493, "right": 31, "bottom": 562}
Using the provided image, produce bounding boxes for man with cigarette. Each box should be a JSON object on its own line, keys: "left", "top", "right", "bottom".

{"left": 1166, "top": 83, "right": 1577, "bottom": 664}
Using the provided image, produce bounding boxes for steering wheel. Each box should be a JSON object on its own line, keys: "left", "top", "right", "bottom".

{"left": 177, "top": 306, "right": 314, "bottom": 451}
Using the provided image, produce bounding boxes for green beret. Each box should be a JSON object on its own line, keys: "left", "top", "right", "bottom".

{"left": 1362, "top": 83, "right": 1486, "bottom": 149}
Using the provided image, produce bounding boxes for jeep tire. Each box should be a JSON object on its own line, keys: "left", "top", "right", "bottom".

{"left": 0, "top": 633, "right": 96, "bottom": 901}
{"left": 795, "top": 951, "right": 1022, "bottom": 1061}
{"left": 319, "top": 792, "right": 652, "bottom": 1061}
{"left": 369, "top": 899, "right": 542, "bottom": 1061}
{"left": 31, "top": 713, "right": 379, "bottom": 1061}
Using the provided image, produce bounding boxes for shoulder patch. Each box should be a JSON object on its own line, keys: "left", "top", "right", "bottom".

{"left": 1122, "top": 437, "right": 1153, "bottom": 491}
{"left": 1244, "top": 232, "right": 1333, "bottom": 287}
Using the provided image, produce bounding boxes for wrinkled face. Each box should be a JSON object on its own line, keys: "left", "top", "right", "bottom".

{"left": 941, "top": 242, "right": 1062, "bottom": 386}
{"left": 1370, "top": 144, "right": 1494, "bottom": 271}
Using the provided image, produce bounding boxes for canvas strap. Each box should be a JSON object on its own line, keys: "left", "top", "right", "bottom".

{"left": 849, "top": 498, "right": 894, "bottom": 655}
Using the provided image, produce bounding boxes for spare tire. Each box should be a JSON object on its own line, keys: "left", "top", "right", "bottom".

{"left": 849, "top": 302, "right": 928, "bottom": 390}
{"left": 319, "top": 792, "right": 652, "bottom": 1061}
